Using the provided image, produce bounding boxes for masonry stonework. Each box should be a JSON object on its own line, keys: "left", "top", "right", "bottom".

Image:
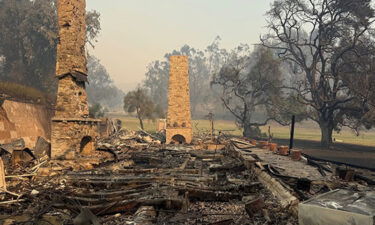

{"left": 55, "top": 0, "right": 87, "bottom": 77}
{"left": 51, "top": 0, "right": 99, "bottom": 159}
{"left": 51, "top": 119, "right": 98, "bottom": 159}
{"left": 55, "top": 75, "right": 89, "bottom": 118}
{"left": 166, "top": 56, "right": 193, "bottom": 144}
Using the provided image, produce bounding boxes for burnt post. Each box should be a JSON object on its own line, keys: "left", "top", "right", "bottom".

{"left": 207, "top": 112, "right": 215, "bottom": 142}
{"left": 0, "top": 157, "right": 6, "bottom": 191}
{"left": 289, "top": 115, "right": 296, "bottom": 151}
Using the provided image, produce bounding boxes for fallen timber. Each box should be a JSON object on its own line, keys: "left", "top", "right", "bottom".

{"left": 58, "top": 159, "right": 261, "bottom": 217}
{"left": 227, "top": 140, "right": 299, "bottom": 211}
{"left": 4, "top": 131, "right": 372, "bottom": 224}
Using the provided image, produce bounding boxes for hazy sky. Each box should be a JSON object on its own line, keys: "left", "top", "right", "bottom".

{"left": 86, "top": 0, "right": 273, "bottom": 92}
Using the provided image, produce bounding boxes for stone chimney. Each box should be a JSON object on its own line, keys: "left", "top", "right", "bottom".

{"left": 166, "top": 56, "right": 193, "bottom": 144}
{"left": 55, "top": 0, "right": 89, "bottom": 118}
{"left": 51, "top": 0, "right": 99, "bottom": 159}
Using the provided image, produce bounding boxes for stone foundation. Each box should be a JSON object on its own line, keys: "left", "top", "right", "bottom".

{"left": 51, "top": 118, "right": 100, "bottom": 159}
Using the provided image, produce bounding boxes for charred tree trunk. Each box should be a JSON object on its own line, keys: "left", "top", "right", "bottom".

{"left": 243, "top": 124, "right": 261, "bottom": 139}
{"left": 136, "top": 108, "right": 144, "bottom": 130}
{"left": 138, "top": 117, "right": 144, "bottom": 130}
{"left": 319, "top": 119, "right": 334, "bottom": 147}
{"left": 243, "top": 126, "right": 252, "bottom": 138}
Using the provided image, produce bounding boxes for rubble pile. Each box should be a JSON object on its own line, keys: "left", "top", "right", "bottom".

{"left": 0, "top": 131, "right": 374, "bottom": 224}
{"left": 0, "top": 132, "right": 295, "bottom": 224}
{"left": 98, "top": 129, "right": 163, "bottom": 151}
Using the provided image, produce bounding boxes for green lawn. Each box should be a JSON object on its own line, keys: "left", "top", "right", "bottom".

{"left": 118, "top": 116, "right": 375, "bottom": 147}
{"left": 264, "top": 123, "right": 375, "bottom": 147}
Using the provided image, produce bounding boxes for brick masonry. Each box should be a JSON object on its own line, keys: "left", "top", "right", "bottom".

{"left": 166, "top": 56, "right": 193, "bottom": 144}
{"left": 51, "top": 0, "right": 99, "bottom": 159}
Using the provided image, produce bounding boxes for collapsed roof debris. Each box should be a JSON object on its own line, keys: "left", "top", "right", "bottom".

{"left": 0, "top": 131, "right": 374, "bottom": 224}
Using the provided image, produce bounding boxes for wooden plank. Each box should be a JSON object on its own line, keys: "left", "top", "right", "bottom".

{"left": 228, "top": 142, "right": 299, "bottom": 214}
{"left": 54, "top": 198, "right": 184, "bottom": 216}
{"left": 0, "top": 158, "right": 5, "bottom": 191}
{"left": 254, "top": 167, "right": 299, "bottom": 213}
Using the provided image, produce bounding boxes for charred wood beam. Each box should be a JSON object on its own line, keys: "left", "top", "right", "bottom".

{"left": 54, "top": 198, "right": 184, "bottom": 216}
{"left": 209, "top": 162, "right": 246, "bottom": 173}
{"left": 67, "top": 175, "right": 213, "bottom": 183}
{"left": 72, "top": 184, "right": 154, "bottom": 198}
{"left": 63, "top": 188, "right": 178, "bottom": 205}
{"left": 176, "top": 187, "right": 242, "bottom": 202}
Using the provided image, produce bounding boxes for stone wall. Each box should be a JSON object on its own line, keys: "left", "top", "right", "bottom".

{"left": 166, "top": 56, "right": 193, "bottom": 144}
{"left": 0, "top": 100, "right": 51, "bottom": 148}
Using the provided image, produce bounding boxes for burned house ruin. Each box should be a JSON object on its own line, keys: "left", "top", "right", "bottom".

{"left": 51, "top": 0, "right": 100, "bottom": 159}
{"left": 2, "top": 1, "right": 375, "bottom": 224}
{"left": 166, "top": 55, "right": 193, "bottom": 144}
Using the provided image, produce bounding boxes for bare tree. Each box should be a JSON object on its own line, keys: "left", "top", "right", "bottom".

{"left": 212, "top": 46, "right": 292, "bottom": 138}
{"left": 262, "top": 0, "right": 375, "bottom": 146}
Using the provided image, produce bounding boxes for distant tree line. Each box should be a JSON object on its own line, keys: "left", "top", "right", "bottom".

{"left": 0, "top": 0, "right": 123, "bottom": 109}
{"left": 87, "top": 56, "right": 124, "bottom": 110}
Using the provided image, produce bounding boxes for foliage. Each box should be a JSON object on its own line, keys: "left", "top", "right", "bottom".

{"left": 212, "top": 46, "right": 295, "bottom": 138}
{"left": 87, "top": 56, "right": 124, "bottom": 109}
{"left": 262, "top": 0, "right": 375, "bottom": 146}
{"left": 123, "top": 88, "right": 163, "bottom": 130}
{"left": 0, "top": 0, "right": 101, "bottom": 95}
{"left": 89, "top": 103, "right": 106, "bottom": 118}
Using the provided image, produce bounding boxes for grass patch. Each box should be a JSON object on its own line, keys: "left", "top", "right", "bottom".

{"left": 118, "top": 116, "right": 375, "bottom": 147}
{"left": 261, "top": 122, "right": 375, "bottom": 147}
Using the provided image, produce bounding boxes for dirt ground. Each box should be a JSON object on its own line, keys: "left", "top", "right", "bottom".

{"left": 275, "top": 139, "right": 375, "bottom": 170}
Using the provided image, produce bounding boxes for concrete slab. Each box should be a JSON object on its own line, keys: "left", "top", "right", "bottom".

{"left": 299, "top": 189, "right": 375, "bottom": 225}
